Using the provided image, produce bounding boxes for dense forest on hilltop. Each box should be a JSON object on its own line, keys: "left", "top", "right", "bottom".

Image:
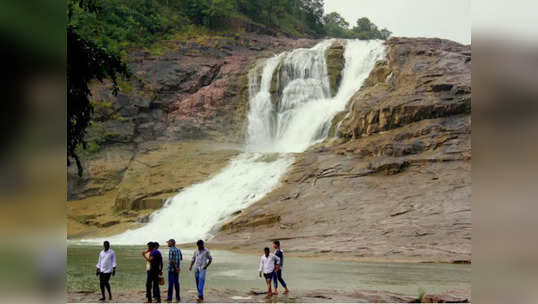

{"left": 69, "top": 0, "right": 391, "bottom": 57}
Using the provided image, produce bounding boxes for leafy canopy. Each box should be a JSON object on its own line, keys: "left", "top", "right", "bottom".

{"left": 67, "top": 0, "right": 129, "bottom": 176}
{"left": 322, "top": 12, "right": 392, "bottom": 40}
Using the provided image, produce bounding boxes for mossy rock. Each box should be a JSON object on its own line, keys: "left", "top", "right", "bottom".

{"left": 326, "top": 40, "right": 346, "bottom": 97}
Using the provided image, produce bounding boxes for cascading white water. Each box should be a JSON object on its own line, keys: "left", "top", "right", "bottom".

{"left": 82, "top": 39, "right": 385, "bottom": 245}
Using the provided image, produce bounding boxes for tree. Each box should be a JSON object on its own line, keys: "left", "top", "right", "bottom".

{"left": 323, "top": 12, "right": 349, "bottom": 28}
{"left": 203, "top": 0, "right": 235, "bottom": 28}
{"left": 67, "top": 0, "right": 129, "bottom": 176}
{"left": 186, "top": 0, "right": 208, "bottom": 25}
{"left": 355, "top": 17, "right": 373, "bottom": 33}
{"left": 236, "top": 0, "right": 263, "bottom": 20}
{"left": 379, "top": 28, "right": 392, "bottom": 40}
{"left": 351, "top": 16, "right": 391, "bottom": 40}
{"left": 300, "top": 0, "right": 325, "bottom": 36}
{"left": 253, "top": 0, "right": 286, "bottom": 27}
{"left": 323, "top": 11, "right": 351, "bottom": 38}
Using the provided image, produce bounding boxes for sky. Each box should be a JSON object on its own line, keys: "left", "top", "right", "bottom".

{"left": 324, "top": 0, "right": 471, "bottom": 44}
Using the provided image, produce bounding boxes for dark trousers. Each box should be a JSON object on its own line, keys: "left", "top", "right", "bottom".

{"left": 99, "top": 272, "right": 112, "bottom": 299}
{"left": 273, "top": 269, "right": 287, "bottom": 289}
{"left": 146, "top": 271, "right": 161, "bottom": 302}
{"left": 167, "top": 271, "right": 180, "bottom": 301}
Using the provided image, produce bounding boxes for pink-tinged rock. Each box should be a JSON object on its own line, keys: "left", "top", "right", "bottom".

{"left": 168, "top": 55, "right": 249, "bottom": 128}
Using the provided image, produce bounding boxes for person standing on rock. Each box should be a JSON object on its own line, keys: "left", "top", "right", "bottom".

{"left": 147, "top": 242, "right": 163, "bottom": 303}
{"left": 272, "top": 240, "right": 289, "bottom": 294}
{"left": 96, "top": 241, "right": 116, "bottom": 302}
{"left": 189, "top": 240, "right": 212, "bottom": 303}
{"left": 258, "top": 247, "right": 280, "bottom": 298}
{"left": 167, "top": 239, "right": 182, "bottom": 302}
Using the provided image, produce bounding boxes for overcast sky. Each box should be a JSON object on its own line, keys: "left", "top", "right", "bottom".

{"left": 324, "top": 0, "right": 471, "bottom": 44}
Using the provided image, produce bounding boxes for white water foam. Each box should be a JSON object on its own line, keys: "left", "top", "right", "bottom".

{"left": 81, "top": 40, "right": 385, "bottom": 245}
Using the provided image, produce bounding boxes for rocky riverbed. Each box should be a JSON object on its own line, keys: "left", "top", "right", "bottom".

{"left": 68, "top": 288, "right": 470, "bottom": 303}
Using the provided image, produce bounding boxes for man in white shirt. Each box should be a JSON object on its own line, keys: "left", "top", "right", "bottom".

{"left": 258, "top": 247, "right": 280, "bottom": 298}
{"left": 189, "top": 240, "right": 212, "bottom": 303}
{"left": 96, "top": 241, "right": 116, "bottom": 301}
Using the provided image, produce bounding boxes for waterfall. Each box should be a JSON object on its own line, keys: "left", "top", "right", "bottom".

{"left": 84, "top": 40, "right": 385, "bottom": 245}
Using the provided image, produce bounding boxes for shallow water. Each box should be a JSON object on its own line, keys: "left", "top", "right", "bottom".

{"left": 68, "top": 245, "right": 470, "bottom": 296}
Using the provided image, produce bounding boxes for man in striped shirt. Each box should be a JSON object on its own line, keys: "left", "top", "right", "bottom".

{"left": 167, "top": 239, "right": 182, "bottom": 302}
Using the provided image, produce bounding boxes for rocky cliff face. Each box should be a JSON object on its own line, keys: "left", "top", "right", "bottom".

{"left": 211, "top": 37, "right": 471, "bottom": 262}
{"left": 68, "top": 36, "right": 471, "bottom": 262}
{"left": 67, "top": 34, "right": 316, "bottom": 237}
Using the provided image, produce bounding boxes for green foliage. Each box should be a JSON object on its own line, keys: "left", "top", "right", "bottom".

{"left": 69, "top": 0, "right": 332, "bottom": 53}
{"left": 204, "top": 0, "right": 235, "bottom": 28}
{"left": 300, "top": 0, "right": 325, "bottom": 36}
{"left": 68, "top": 0, "right": 129, "bottom": 175}
{"left": 86, "top": 141, "right": 102, "bottom": 153}
{"left": 322, "top": 12, "right": 392, "bottom": 40}
{"left": 70, "top": 0, "right": 392, "bottom": 62}
{"left": 323, "top": 12, "right": 351, "bottom": 38}
{"left": 90, "top": 99, "right": 114, "bottom": 109}
{"left": 70, "top": 0, "right": 191, "bottom": 57}
{"left": 351, "top": 17, "right": 392, "bottom": 40}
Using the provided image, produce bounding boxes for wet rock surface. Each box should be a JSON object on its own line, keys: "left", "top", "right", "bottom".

{"left": 211, "top": 37, "right": 471, "bottom": 263}
{"left": 67, "top": 141, "right": 239, "bottom": 238}
{"left": 67, "top": 288, "right": 469, "bottom": 303}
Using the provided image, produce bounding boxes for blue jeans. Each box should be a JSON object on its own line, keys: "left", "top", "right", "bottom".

{"left": 167, "top": 271, "right": 180, "bottom": 301}
{"left": 194, "top": 269, "right": 206, "bottom": 298}
{"left": 273, "top": 269, "right": 287, "bottom": 289}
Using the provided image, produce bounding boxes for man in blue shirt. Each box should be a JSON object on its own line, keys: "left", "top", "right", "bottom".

{"left": 272, "top": 240, "right": 289, "bottom": 294}
{"left": 167, "top": 239, "right": 182, "bottom": 302}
